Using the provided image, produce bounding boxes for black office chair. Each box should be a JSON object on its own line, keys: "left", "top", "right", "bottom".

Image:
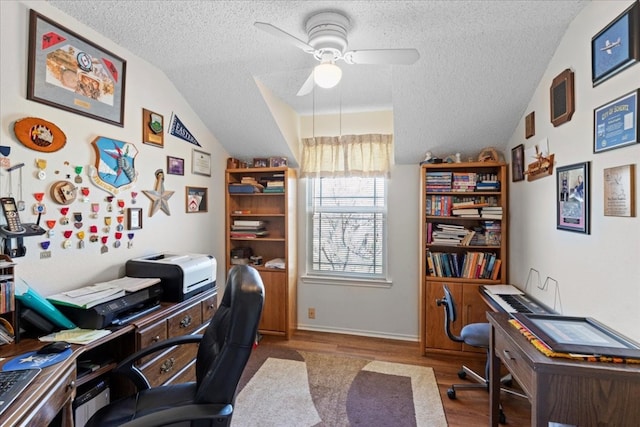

{"left": 85, "top": 265, "right": 265, "bottom": 427}
{"left": 436, "top": 284, "right": 524, "bottom": 424}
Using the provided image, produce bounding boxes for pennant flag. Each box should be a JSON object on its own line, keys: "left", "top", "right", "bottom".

{"left": 169, "top": 114, "right": 201, "bottom": 146}
{"left": 101, "top": 58, "right": 119, "bottom": 83}
{"left": 42, "top": 32, "right": 65, "bottom": 50}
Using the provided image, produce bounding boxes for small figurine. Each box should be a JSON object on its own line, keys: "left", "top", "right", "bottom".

{"left": 455, "top": 153, "right": 462, "bottom": 163}
{"left": 423, "top": 151, "right": 434, "bottom": 163}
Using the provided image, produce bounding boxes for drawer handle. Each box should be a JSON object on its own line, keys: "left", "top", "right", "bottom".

{"left": 152, "top": 335, "right": 160, "bottom": 342}
{"left": 180, "top": 314, "right": 193, "bottom": 328}
{"left": 160, "top": 357, "right": 175, "bottom": 373}
{"left": 67, "top": 380, "right": 76, "bottom": 391}
{"left": 503, "top": 349, "right": 516, "bottom": 360}
{"left": 207, "top": 303, "right": 215, "bottom": 310}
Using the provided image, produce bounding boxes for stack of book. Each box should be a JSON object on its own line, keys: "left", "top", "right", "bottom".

{"left": 228, "top": 177, "right": 264, "bottom": 193}
{"left": 475, "top": 176, "right": 500, "bottom": 191}
{"left": 425, "top": 171, "right": 452, "bottom": 192}
{"left": 263, "top": 180, "right": 284, "bottom": 193}
{"left": 230, "top": 220, "right": 269, "bottom": 238}
{"left": 452, "top": 172, "right": 477, "bottom": 192}
{"left": 481, "top": 206, "right": 503, "bottom": 219}
{"left": 430, "top": 223, "right": 475, "bottom": 246}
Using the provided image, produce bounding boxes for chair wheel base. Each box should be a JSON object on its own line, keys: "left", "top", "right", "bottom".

{"left": 457, "top": 370, "right": 467, "bottom": 379}
{"left": 447, "top": 388, "right": 456, "bottom": 399}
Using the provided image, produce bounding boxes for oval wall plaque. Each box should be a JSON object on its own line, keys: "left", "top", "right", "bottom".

{"left": 13, "top": 117, "right": 67, "bottom": 152}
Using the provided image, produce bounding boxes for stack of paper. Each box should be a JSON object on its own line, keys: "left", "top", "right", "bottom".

{"left": 47, "top": 277, "right": 160, "bottom": 309}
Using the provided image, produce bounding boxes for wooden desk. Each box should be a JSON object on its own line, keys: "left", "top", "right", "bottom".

{"left": 0, "top": 288, "right": 217, "bottom": 426}
{"left": 488, "top": 312, "right": 640, "bottom": 427}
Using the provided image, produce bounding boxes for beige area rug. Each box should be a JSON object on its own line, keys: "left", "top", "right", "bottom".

{"left": 232, "top": 346, "right": 448, "bottom": 426}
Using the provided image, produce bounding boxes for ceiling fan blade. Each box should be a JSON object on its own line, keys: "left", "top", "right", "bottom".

{"left": 254, "top": 22, "right": 315, "bottom": 53}
{"left": 296, "top": 71, "right": 315, "bottom": 96}
{"left": 343, "top": 49, "right": 420, "bottom": 65}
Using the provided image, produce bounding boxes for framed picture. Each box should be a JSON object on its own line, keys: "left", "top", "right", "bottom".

{"left": 591, "top": 1, "right": 640, "bottom": 86}
{"left": 127, "top": 207, "right": 142, "bottom": 230}
{"left": 512, "top": 313, "right": 640, "bottom": 359}
{"left": 253, "top": 158, "right": 269, "bottom": 168}
{"left": 186, "top": 186, "right": 208, "bottom": 213}
{"left": 604, "top": 164, "right": 636, "bottom": 217}
{"left": 549, "top": 69, "right": 575, "bottom": 127}
{"left": 192, "top": 149, "right": 211, "bottom": 176}
{"left": 511, "top": 144, "right": 525, "bottom": 182}
{"left": 557, "top": 161, "right": 590, "bottom": 234}
{"left": 167, "top": 156, "right": 184, "bottom": 176}
{"left": 594, "top": 89, "right": 639, "bottom": 153}
{"left": 269, "top": 156, "right": 288, "bottom": 167}
{"left": 27, "top": 10, "right": 126, "bottom": 127}
{"left": 525, "top": 111, "right": 535, "bottom": 139}
{"left": 142, "top": 109, "right": 164, "bottom": 147}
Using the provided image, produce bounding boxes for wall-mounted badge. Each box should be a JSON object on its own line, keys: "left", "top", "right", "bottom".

{"left": 13, "top": 117, "right": 67, "bottom": 152}
{"left": 143, "top": 109, "right": 164, "bottom": 148}
{"left": 50, "top": 181, "right": 77, "bottom": 205}
{"left": 88, "top": 136, "right": 139, "bottom": 195}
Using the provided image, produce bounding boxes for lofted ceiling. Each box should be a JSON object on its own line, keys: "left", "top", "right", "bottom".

{"left": 48, "top": 0, "right": 588, "bottom": 166}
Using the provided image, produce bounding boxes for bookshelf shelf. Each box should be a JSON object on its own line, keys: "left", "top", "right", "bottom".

{"left": 419, "top": 161, "right": 509, "bottom": 356}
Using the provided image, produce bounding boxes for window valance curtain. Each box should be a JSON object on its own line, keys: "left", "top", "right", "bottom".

{"left": 300, "top": 134, "right": 393, "bottom": 178}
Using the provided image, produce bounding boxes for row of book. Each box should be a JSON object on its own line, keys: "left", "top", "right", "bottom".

{"left": 425, "top": 195, "right": 500, "bottom": 217}
{"left": 0, "top": 280, "right": 15, "bottom": 314}
{"left": 426, "top": 251, "right": 502, "bottom": 280}
{"left": 228, "top": 174, "right": 286, "bottom": 194}
{"left": 425, "top": 171, "right": 501, "bottom": 192}
{"left": 230, "top": 220, "right": 269, "bottom": 238}
{"left": 427, "top": 221, "right": 502, "bottom": 247}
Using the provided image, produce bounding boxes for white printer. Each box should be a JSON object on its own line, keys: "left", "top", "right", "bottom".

{"left": 125, "top": 253, "right": 216, "bottom": 302}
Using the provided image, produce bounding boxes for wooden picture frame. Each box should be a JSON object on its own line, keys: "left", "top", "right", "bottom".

{"left": 511, "top": 144, "right": 525, "bottom": 182}
{"left": 550, "top": 69, "right": 575, "bottom": 127}
{"left": 142, "top": 109, "right": 164, "bottom": 147}
{"left": 594, "top": 89, "right": 639, "bottom": 153}
{"left": 253, "top": 158, "right": 269, "bottom": 168}
{"left": 27, "top": 10, "right": 126, "bottom": 127}
{"left": 525, "top": 111, "right": 535, "bottom": 139}
{"left": 604, "top": 164, "right": 636, "bottom": 217}
{"left": 591, "top": 1, "right": 640, "bottom": 86}
{"left": 269, "top": 157, "right": 288, "bottom": 167}
{"left": 192, "top": 149, "right": 211, "bottom": 176}
{"left": 127, "top": 207, "right": 142, "bottom": 230}
{"left": 167, "top": 156, "right": 184, "bottom": 176}
{"left": 186, "top": 186, "right": 208, "bottom": 213}
{"left": 557, "top": 161, "right": 590, "bottom": 234}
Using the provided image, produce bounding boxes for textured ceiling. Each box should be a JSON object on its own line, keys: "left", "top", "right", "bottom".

{"left": 48, "top": 0, "right": 588, "bottom": 166}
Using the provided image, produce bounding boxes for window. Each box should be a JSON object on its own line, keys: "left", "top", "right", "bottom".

{"left": 307, "top": 176, "right": 387, "bottom": 279}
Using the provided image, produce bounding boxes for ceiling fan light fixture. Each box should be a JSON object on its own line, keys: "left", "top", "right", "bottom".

{"left": 313, "top": 62, "right": 342, "bottom": 88}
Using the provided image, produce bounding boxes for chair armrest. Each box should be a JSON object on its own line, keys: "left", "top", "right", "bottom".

{"left": 114, "top": 334, "right": 203, "bottom": 390}
{"left": 119, "top": 403, "right": 233, "bottom": 427}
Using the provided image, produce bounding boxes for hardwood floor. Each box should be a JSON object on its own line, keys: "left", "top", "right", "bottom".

{"left": 258, "top": 330, "right": 531, "bottom": 426}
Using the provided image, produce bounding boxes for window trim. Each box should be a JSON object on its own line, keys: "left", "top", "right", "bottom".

{"left": 305, "top": 176, "right": 389, "bottom": 281}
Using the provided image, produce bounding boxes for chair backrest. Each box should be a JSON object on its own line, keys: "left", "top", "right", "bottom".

{"left": 436, "top": 284, "right": 464, "bottom": 343}
{"left": 193, "top": 265, "right": 264, "bottom": 404}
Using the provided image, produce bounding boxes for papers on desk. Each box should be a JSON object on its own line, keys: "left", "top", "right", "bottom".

{"left": 47, "top": 276, "right": 161, "bottom": 309}
{"left": 39, "top": 328, "right": 112, "bottom": 345}
{"left": 483, "top": 284, "right": 524, "bottom": 295}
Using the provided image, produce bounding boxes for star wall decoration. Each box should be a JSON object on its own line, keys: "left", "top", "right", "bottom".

{"left": 143, "top": 169, "right": 174, "bottom": 216}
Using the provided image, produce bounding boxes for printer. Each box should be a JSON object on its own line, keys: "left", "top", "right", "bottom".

{"left": 125, "top": 253, "right": 216, "bottom": 302}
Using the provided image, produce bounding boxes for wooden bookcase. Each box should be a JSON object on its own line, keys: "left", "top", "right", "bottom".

{"left": 419, "top": 162, "right": 508, "bottom": 355}
{"left": 0, "top": 255, "right": 16, "bottom": 344}
{"left": 225, "top": 167, "right": 297, "bottom": 338}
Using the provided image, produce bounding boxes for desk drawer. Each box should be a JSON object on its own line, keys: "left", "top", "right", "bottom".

{"left": 495, "top": 329, "right": 533, "bottom": 396}
{"left": 201, "top": 294, "right": 217, "bottom": 321}
{"left": 136, "top": 322, "right": 168, "bottom": 365}
{"left": 141, "top": 342, "right": 199, "bottom": 388}
{"left": 168, "top": 303, "right": 202, "bottom": 337}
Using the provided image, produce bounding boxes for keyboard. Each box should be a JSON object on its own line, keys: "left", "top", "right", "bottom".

{"left": 0, "top": 369, "right": 41, "bottom": 416}
{"left": 482, "top": 285, "right": 553, "bottom": 314}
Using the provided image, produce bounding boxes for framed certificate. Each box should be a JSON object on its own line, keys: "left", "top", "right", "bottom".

{"left": 594, "top": 90, "right": 639, "bottom": 153}
{"left": 192, "top": 149, "right": 211, "bottom": 176}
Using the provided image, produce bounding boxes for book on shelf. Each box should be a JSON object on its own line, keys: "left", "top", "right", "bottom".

{"left": 491, "top": 259, "right": 502, "bottom": 280}
{"left": 228, "top": 183, "right": 262, "bottom": 193}
{"left": 452, "top": 208, "right": 480, "bottom": 216}
{"left": 230, "top": 230, "right": 270, "bottom": 238}
{"left": 233, "top": 220, "right": 265, "bottom": 226}
{"left": 263, "top": 187, "right": 285, "bottom": 193}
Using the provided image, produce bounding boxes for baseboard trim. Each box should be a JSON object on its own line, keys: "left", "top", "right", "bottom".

{"left": 297, "top": 324, "right": 418, "bottom": 342}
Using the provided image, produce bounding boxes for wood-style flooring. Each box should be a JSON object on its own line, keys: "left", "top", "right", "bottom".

{"left": 258, "top": 330, "right": 531, "bottom": 427}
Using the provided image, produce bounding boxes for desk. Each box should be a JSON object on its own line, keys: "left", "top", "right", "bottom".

{"left": 488, "top": 312, "right": 640, "bottom": 427}
{"left": 0, "top": 288, "right": 217, "bottom": 426}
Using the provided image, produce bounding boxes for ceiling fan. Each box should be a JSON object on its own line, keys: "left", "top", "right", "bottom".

{"left": 254, "top": 11, "right": 420, "bottom": 96}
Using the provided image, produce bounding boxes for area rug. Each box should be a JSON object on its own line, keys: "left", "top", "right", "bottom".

{"left": 232, "top": 345, "right": 447, "bottom": 426}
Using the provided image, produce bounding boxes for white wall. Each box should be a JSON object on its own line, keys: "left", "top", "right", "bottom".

{"left": 296, "top": 111, "right": 421, "bottom": 340}
{"left": 0, "top": 1, "right": 228, "bottom": 296}
{"left": 507, "top": 0, "right": 640, "bottom": 341}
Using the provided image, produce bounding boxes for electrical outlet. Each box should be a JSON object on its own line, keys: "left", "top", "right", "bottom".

{"left": 308, "top": 308, "right": 315, "bottom": 319}
{"left": 40, "top": 250, "right": 51, "bottom": 259}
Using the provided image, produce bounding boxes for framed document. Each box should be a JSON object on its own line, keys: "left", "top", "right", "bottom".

{"left": 192, "top": 149, "right": 211, "bottom": 176}
{"left": 513, "top": 313, "right": 640, "bottom": 359}
{"left": 594, "top": 90, "right": 639, "bottom": 153}
{"left": 127, "top": 207, "right": 142, "bottom": 230}
{"left": 604, "top": 164, "right": 636, "bottom": 217}
{"left": 186, "top": 186, "right": 208, "bottom": 213}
